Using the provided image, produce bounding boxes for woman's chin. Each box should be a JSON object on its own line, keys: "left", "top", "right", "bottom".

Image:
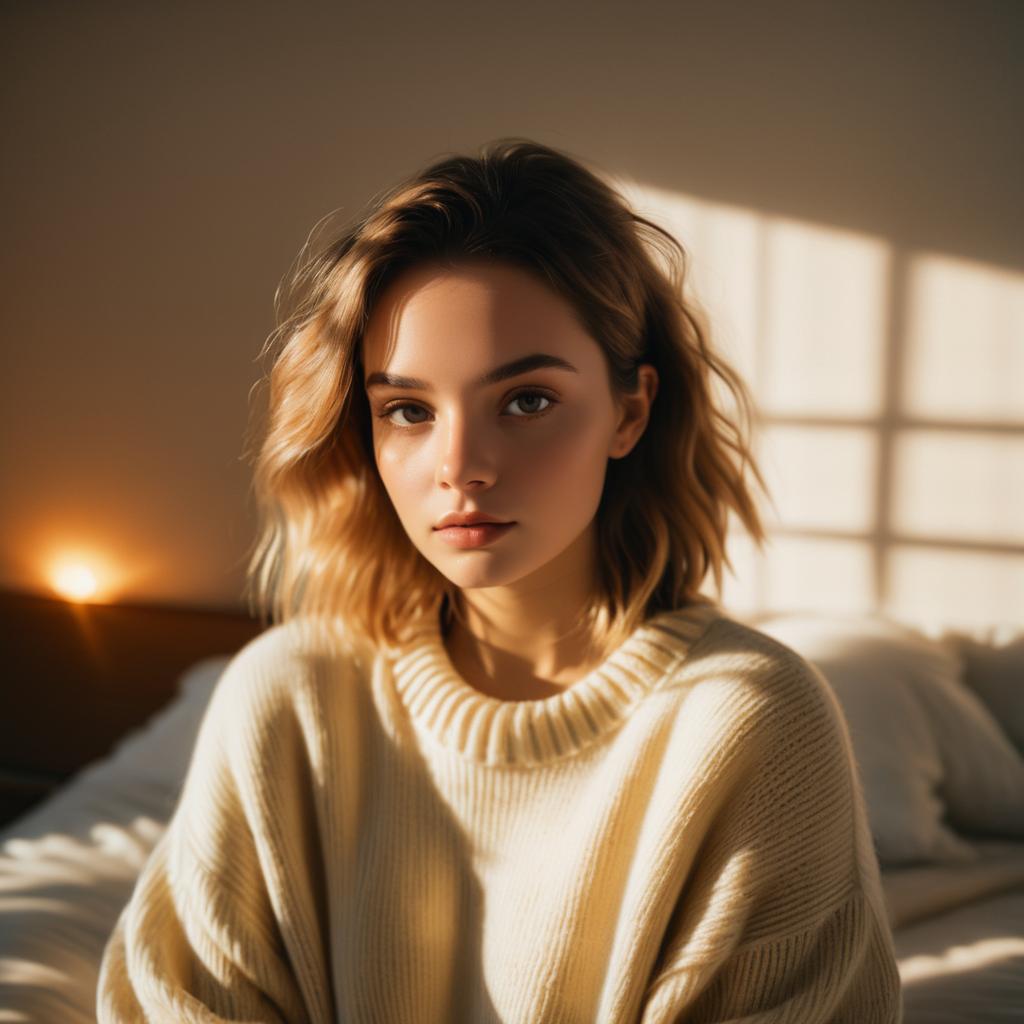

{"left": 436, "top": 566, "right": 518, "bottom": 590}
{"left": 427, "top": 551, "right": 538, "bottom": 591}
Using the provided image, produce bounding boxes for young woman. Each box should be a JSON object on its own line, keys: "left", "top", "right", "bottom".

{"left": 98, "top": 139, "right": 903, "bottom": 1022}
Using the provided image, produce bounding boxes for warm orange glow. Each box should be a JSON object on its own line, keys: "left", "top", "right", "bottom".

{"left": 37, "top": 540, "right": 141, "bottom": 605}
{"left": 51, "top": 560, "right": 102, "bottom": 602}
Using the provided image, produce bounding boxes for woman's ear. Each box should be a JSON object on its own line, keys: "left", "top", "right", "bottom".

{"left": 608, "top": 364, "right": 659, "bottom": 459}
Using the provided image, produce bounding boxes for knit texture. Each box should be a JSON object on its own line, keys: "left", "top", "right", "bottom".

{"left": 96, "top": 601, "right": 903, "bottom": 1022}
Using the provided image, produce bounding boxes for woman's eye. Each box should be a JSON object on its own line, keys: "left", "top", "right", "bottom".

{"left": 377, "top": 390, "right": 555, "bottom": 427}
{"left": 506, "top": 390, "right": 553, "bottom": 416}
{"left": 379, "top": 402, "right": 430, "bottom": 427}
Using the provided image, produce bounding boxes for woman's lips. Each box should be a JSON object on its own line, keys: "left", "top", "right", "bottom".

{"left": 434, "top": 522, "right": 516, "bottom": 549}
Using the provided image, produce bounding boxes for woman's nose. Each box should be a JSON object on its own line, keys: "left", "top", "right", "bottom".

{"left": 434, "top": 412, "right": 497, "bottom": 491}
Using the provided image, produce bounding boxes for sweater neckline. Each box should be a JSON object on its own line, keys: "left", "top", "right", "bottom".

{"left": 389, "top": 600, "right": 722, "bottom": 766}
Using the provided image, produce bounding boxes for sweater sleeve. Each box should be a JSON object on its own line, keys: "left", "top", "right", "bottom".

{"left": 96, "top": 630, "right": 333, "bottom": 1023}
{"left": 638, "top": 650, "right": 904, "bottom": 1024}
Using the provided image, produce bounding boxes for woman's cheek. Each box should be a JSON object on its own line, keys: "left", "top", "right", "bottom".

{"left": 374, "top": 438, "right": 420, "bottom": 512}
{"left": 529, "top": 417, "right": 608, "bottom": 485}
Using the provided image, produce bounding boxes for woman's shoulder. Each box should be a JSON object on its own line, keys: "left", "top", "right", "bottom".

{"left": 232, "top": 614, "right": 371, "bottom": 665}
{"left": 677, "top": 608, "right": 845, "bottom": 739}
{"left": 207, "top": 615, "right": 374, "bottom": 727}
{"left": 671, "top": 612, "right": 862, "bottom": 821}
{"left": 686, "top": 608, "right": 817, "bottom": 670}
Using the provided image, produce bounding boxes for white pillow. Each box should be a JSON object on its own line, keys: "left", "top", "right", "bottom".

{"left": 90, "top": 655, "right": 231, "bottom": 794}
{"left": 749, "top": 613, "right": 979, "bottom": 867}
{"left": 177, "top": 655, "right": 231, "bottom": 705}
{"left": 938, "top": 631, "right": 1024, "bottom": 758}
{"left": 901, "top": 638, "right": 1024, "bottom": 838}
{"left": 0, "top": 655, "right": 231, "bottom": 846}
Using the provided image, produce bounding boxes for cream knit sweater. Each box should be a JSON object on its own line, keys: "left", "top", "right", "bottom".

{"left": 96, "top": 600, "right": 903, "bottom": 1023}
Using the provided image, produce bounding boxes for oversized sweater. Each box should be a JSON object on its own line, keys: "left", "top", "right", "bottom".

{"left": 96, "top": 600, "right": 903, "bottom": 1023}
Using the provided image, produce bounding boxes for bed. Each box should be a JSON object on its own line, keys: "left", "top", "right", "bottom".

{"left": 1, "top": 593, "right": 1022, "bottom": 1022}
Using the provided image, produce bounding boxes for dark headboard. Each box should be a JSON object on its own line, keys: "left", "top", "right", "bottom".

{"left": 0, "top": 588, "right": 264, "bottom": 829}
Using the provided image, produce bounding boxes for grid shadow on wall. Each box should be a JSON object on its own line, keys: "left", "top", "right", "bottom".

{"left": 615, "top": 178, "right": 1024, "bottom": 633}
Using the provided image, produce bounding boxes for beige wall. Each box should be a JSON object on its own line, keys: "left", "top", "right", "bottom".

{"left": 1, "top": 1, "right": 1020, "bottom": 626}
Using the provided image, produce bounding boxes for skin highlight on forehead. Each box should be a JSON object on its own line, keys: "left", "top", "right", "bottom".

{"left": 360, "top": 259, "right": 604, "bottom": 398}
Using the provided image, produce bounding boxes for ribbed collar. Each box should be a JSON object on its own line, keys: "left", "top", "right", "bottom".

{"left": 388, "top": 600, "right": 722, "bottom": 766}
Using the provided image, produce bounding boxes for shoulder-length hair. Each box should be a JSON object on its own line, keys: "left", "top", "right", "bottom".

{"left": 243, "top": 138, "right": 769, "bottom": 656}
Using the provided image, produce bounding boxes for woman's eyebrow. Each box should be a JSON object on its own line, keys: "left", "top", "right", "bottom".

{"left": 365, "top": 353, "right": 579, "bottom": 391}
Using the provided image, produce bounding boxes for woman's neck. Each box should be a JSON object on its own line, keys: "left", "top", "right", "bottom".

{"left": 443, "top": 612, "right": 604, "bottom": 700}
{"left": 439, "top": 524, "right": 609, "bottom": 697}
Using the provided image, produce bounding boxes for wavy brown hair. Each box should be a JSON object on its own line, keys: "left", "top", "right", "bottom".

{"left": 243, "top": 138, "right": 769, "bottom": 656}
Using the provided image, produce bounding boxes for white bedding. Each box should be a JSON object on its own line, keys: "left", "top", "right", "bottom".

{"left": 881, "top": 839, "right": 1024, "bottom": 930}
{"left": 0, "top": 655, "right": 228, "bottom": 1022}
{"left": 895, "top": 886, "right": 1024, "bottom": 1023}
{"left": 1, "top": 655, "right": 1023, "bottom": 1023}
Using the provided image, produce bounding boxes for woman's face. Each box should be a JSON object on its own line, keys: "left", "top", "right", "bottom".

{"left": 361, "top": 259, "right": 652, "bottom": 593}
